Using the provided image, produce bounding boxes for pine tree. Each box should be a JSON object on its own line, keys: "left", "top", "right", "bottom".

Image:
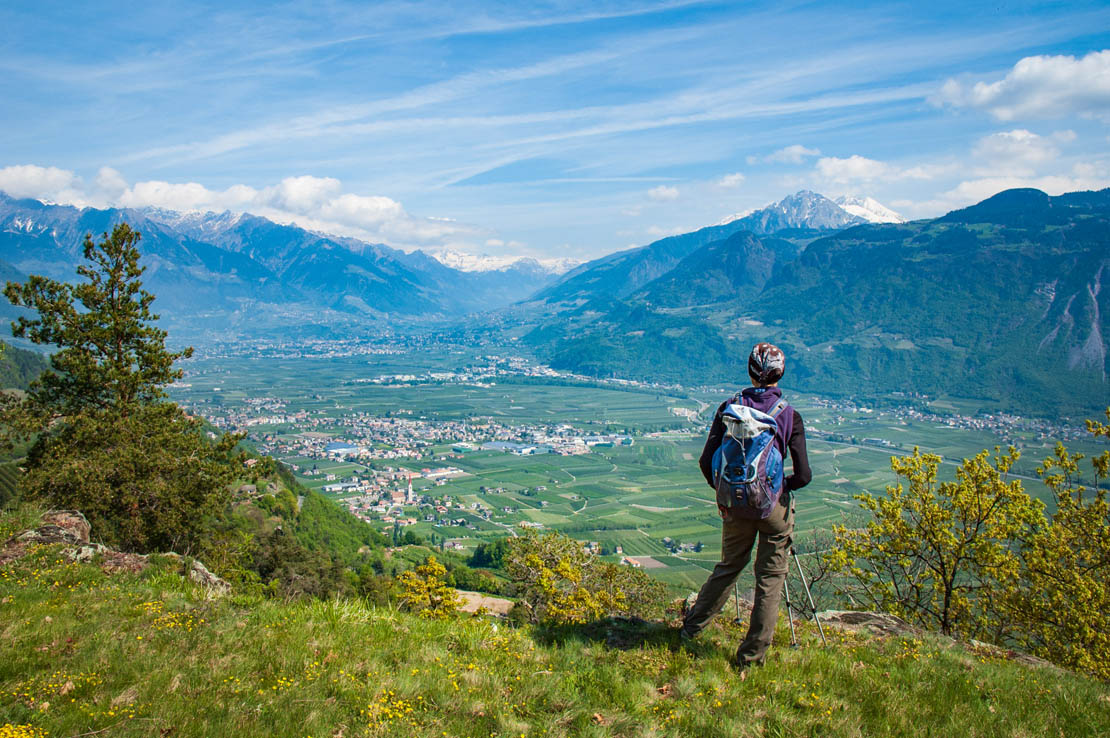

{"left": 5, "top": 223, "right": 191, "bottom": 419}
{"left": 2, "top": 223, "right": 243, "bottom": 553}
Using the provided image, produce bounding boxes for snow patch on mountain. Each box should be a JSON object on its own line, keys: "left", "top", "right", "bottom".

{"left": 142, "top": 208, "right": 246, "bottom": 235}
{"left": 716, "top": 207, "right": 758, "bottom": 226}
{"left": 834, "top": 195, "right": 906, "bottom": 224}
{"left": 431, "top": 249, "right": 579, "bottom": 275}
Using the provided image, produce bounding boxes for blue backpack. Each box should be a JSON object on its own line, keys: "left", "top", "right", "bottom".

{"left": 711, "top": 395, "right": 789, "bottom": 520}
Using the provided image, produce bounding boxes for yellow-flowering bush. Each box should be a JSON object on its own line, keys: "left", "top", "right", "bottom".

{"left": 827, "top": 409, "right": 1110, "bottom": 680}
{"left": 505, "top": 531, "right": 665, "bottom": 625}
{"left": 396, "top": 556, "right": 460, "bottom": 619}
{"left": 826, "top": 447, "right": 1042, "bottom": 640}
{"left": 1005, "top": 410, "right": 1110, "bottom": 680}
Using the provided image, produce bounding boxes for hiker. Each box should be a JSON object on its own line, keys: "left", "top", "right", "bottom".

{"left": 679, "top": 342, "right": 811, "bottom": 667}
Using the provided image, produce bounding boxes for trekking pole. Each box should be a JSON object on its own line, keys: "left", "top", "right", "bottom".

{"left": 782, "top": 578, "right": 799, "bottom": 647}
{"left": 791, "top": 547, "right": 828, "bottom": 647}
{"left": 732, "top": 581, "right": 742, "bottom": 624}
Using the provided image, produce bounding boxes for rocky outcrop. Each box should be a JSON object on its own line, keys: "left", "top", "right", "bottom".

{"left": 1, "top": 509, "right": 230, "bottom": 595}
{"left": 816, "top": 610, "right": 919, "bottom": 637}
{"left": 13, "top": 509, "right": 91, "bottom": 545}
{"left": 817, "top": 610, "right": 1064, "bottom": 674}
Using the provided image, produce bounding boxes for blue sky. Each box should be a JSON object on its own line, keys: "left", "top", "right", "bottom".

{"left": 1, "top": 0, "right": 1109, "bottom": 262}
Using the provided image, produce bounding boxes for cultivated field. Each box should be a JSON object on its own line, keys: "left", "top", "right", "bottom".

{"left": 170, "top": 349, "right": 1109, "bottom": 595}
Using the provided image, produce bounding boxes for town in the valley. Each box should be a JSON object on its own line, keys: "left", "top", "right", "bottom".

{"left": 166, "top": 338, "right": 1102, "bottom": 585}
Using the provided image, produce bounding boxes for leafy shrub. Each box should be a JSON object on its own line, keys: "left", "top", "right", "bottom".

{"left": 826, "top": 447, "right": 1042, "bottom": 639}
{"left": 1005, "top": 411, "right": 1110, "bottom": 680}
{"left": 505, "top": 531, "right": 666, "bottom": 624}
{"left": 397, "top": 555, "right": 460, "bottom": 619}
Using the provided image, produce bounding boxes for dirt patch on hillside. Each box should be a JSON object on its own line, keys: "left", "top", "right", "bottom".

{"left": 456, "top": 590, "right": 514, "bottom": 616}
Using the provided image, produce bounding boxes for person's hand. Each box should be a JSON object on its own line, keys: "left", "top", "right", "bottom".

{"left": 718, "top": 504, "right": 729, "bottom": 520}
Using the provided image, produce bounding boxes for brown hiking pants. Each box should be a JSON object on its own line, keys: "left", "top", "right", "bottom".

{"left": 681, "top": 497, "right": 793, "bottom": 665}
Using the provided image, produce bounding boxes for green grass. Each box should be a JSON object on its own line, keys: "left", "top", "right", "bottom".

{"left": 3, "top": 534, "right": 1109, "bottom": 737}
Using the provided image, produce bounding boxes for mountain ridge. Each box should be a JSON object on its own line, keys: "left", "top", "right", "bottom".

{"left": 522, "top": 187, "right": 1110, "bottom": 418}
{"left": 530, "top": 191, "right": 889, "bottom": 309}
{"left": 0, "top": 193, "right": 565, "bottom": 333}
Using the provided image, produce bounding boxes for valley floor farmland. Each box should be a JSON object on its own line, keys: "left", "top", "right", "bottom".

{"left": 169, "top": 342, "right": 1108, "bottom": 594}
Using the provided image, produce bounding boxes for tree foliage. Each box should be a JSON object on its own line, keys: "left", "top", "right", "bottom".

{"left": 505, "top": 531, "right": 666, "bottom": 625}
{"left": 397, "top": 555, "right": 460, "bottom": 619}
{"left": 23, "top": 403, "right": 242, "bottom": 553}
{"left": 1, "top": 224, "right": 243, "bottom": 553}
{"left": 4, "top": 224, "right": 191, "bottom": 418}
{"left": 469, "top": 537, "right": 511, "bottom": 569}
{"left": 1005, "top": 411, "right": 1110, "bottom": 680}
{"left": 827, "top": 447, "right": 1042, "bottom": 639}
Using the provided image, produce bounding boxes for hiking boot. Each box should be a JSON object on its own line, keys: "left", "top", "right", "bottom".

{"left": 732, "top": 657, "right": 763, "bottom": 673}
{"left": 678, "top": 626, "right": 696, "bottom": 646}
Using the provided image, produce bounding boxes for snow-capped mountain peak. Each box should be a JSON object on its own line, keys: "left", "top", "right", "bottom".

{"left": 431, "top": 249, "right": 579, "bottom": 275}
{"left": 834, "top": 195, "right": 906, "bottom": 224}
{"left": 715, "top": 207, "right": 758, "bottom": 226}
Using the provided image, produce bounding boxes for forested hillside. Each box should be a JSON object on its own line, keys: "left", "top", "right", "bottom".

{"left": 525, "top": 188, "right": 1110, "bottom": 418}
{"left": 0, "top": 341, "right": 47, "bottom": 391}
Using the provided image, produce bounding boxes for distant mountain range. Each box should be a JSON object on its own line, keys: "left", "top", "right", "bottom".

{"left": 429, "top": 248, "right": 579, "bottom": 275}
{"left": 0, "top": 189, "right": 897, "bottom": 336}
{"left": 521, "top": 188, "right": 1110, "bottom": 418}
{"left": 0, "top": 194, "right": 568, "bottom": 337}
{"left": 7, "top": 185, "right": 1101, "bottom": 418}
{"left": 529, "top": 191, "right": 898, "bottom": 309}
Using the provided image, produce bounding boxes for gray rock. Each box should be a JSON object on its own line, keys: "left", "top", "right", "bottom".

{"left": 40, "top": 510, "right": 91, "bottom": 544}
{"left": 160, "top": 553, "right": 231, "bottom": 595}
{"left": 816, "top": 610, "right": 919, "bottom": 637}
{"left": 3, "top": 509, "right": 230, "bottom": 596}
{"left": 8, "top": 510, "right": 92, "bottom": 547}
{"left": 65, "top": 543, "right": 109, "bottom": 563}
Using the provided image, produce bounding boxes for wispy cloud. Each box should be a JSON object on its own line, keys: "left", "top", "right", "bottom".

{"left": 750, "top": 145, "right": 822, "bottom": 165}
{"left": 4, "top": 1, "right": 1110, "bottom": 259}
{"left": 647, "top": 185, "right": 680, "bottom": 201}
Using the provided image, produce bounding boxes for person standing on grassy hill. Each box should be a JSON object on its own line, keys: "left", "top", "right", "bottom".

{"left": 680, "top": 342, "right": 811, "bottom": 668}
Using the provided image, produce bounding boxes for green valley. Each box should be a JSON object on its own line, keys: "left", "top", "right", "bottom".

{"left": 168, "top": 341, "right": 1107, "bottom": 596}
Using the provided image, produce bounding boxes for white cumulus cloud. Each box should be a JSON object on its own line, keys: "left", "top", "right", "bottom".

{"left": 814, "top": 155, "right": 951, "bottom": 185}
{"left": 93, "top": 166, "right": 128, "bottom": 201}
{"left": 815, "top": 155, "right": 892, "bottom": 183}
{"left": 0, "top": 164, "right": 85, "bottom": 204}
{"left": 971, "top": 129, "right": 1060, "bottom": 177}
{"left": 647, "top": 185, "right": 679, "bottom": 202}
{"left": 935, "top": 50, "right": 1110, "bottom": 121}
{"left": 264, "top": 175, "right": 343, "bottom": 212}
{"left": 716, "top": 172, "right": 745, "bottom": 188}
{"left": 939, "top": 168, "right": 1110, "bottom": 208}
{"left": 0, "top": 165, "right": 479, "bottom": 249}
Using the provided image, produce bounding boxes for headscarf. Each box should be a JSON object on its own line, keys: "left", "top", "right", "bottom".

{"left": 748, "top": 342, "right": 785, "bottom": 385}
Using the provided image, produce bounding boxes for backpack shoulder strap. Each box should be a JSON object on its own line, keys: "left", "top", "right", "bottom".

{"left": 768, "top": 397, "right": 789, "bottom": 419}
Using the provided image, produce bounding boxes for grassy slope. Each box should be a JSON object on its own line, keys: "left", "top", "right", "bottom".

{"left": 2, "top": 541, "right": 1108, "bottom": 738}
